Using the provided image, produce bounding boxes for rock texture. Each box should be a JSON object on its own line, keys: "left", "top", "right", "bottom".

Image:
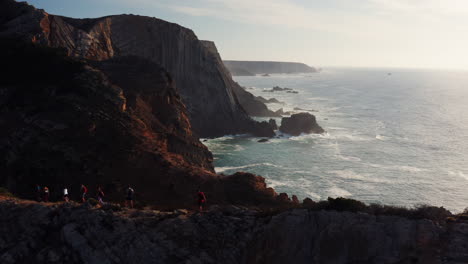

{"left": 0, "top": 0, "right": 270, "bottom": 138}
{"left": 1, "top": 198, "right": 468, "bottom": 264}
{"left": 224, "top": 60, "right": 317, "bottom": 75}
{"left": 279, "top": 113, "right": 325, "bottom": 136}
{"left": 0, "top": 40, "right": 278, "bottom": 207}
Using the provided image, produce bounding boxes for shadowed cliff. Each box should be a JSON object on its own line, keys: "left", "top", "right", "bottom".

{"left": 0, "top": 39, "right": 279, "bottom": 207}
{"left": 0, "top": 0, "right": 274, "bottom": 138}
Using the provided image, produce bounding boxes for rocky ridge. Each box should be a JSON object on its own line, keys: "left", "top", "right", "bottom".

{"left": 1, "top": 197, "right": 468, "bottom": 264}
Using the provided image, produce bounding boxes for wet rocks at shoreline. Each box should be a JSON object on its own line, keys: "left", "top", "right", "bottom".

{"left": 279, "top": 113, "right": 325, "bottom": 136}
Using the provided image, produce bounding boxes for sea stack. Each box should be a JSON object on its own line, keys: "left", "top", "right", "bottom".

{"left": 279, "top": 113, "right": 324, "bottom": 136}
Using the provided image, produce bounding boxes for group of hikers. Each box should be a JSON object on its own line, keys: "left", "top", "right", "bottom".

{"left": 35, "top": 184, "right": 136, "bottom": 208}
{"left": 34, "top": 184, "right": 208, "bottom": 211}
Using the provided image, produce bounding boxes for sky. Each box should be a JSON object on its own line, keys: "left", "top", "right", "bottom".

{"left": 27, "top": 0, "right": 468, "bottom": 70}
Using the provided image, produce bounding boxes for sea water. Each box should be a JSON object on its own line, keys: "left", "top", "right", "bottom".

{"left": 203, "top": 68, "right": 468, "bottom": 212}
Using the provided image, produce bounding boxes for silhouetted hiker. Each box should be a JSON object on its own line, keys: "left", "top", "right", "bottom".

{"left": 36, "top": 184, "right": 42, "bottom": 202}
{"left": 97, "top": 187, "right": 105, "bottom": 205}
{"left": 80, "top": 184, "right": 88, "bottom": 203}
{"left": 63, "top": 188, "right": 69, "bottom": 202}
{"left": 197, "top": 189, "right": 207, "bottom": 212}
{"left": 125, "top": 186, "right": 135, "bottom": 208}
{"left": 43, "top": 187, "right": 50, "bottom": 202}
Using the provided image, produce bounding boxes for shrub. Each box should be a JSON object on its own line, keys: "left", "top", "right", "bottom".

{"left": 325, "top": 197, "right": 366, "bottom": 212}
{"left": 0, "top": 187, "right": 14, "bottom": 197}
{"left": 87, "top": 198, "right": 98, "bottom": 206}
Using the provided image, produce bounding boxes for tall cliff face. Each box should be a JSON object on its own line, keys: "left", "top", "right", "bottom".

{"left": 0, "top": 0, "right": 267, "bottom": 137}
{"left": 224, "top": 60, "right": 317, "bottom": 75}
{"left": 1, "top": 199, "right": 467, "bottom": 264}
{"left": 0, "top": 39, "right": 279, "bottom": 206}
{"left": 201, "top": 41, "right": 279, "bottom": 118}
{"left": 0, "top": 39, "right": 216, "bottom": 204}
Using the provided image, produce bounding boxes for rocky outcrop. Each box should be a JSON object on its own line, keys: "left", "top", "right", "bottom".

{"left": 0, "top": 0, "right": 269, "bottom": 138}
{"left": 279, "top": 113, "right": 324, "bottom": 136}
{"left": 231, "top": 85, "right": 280, "bottom": 117}
{"left": 224, "top": 60, "right": 317, "bottom": 75}
{"left": 1, "top": 198, "right": 468, "bottom": 264}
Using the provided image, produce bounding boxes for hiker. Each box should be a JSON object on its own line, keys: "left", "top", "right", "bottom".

{"left": 197, "top": 189, "right": 207, "bottom": 212}
{"left": 36, "top": 184, "right": 42, "bottom": 202}
{"left": 43, "top": 186, "right": 50, "bottom": 202}
{"left": 63, "top": 187, "right": 69, "bottom": 202}
{"left": 97, "top": 187, "right": 105, "bottom": 205}
{"left": 80, "top": 184, "right": 88, "bottom": 203}
{"left": 125, "top": 186, "right": 135, "bottom": 208}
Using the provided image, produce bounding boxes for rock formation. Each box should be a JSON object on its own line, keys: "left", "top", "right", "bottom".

{"left": 1, "top": 197, "right": 468, "bottom": 264}
{"left": 224, "top": 60, "right": 317, "bottom": 75}
{"left": 0, "top": 0, "right": 272, "bottom": 138}
{"left": 0, "top": 39, "right": 278, "bottom": 207}
{"left": 279, "top": 113, "right": 325, "bottom": 136}
{"left": 200, "top": 41, "right": 279, "bottom": 118}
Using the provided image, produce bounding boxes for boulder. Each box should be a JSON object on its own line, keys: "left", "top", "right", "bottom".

{"left": 251, "top": 121, "right": 276, "bottom": 137}
{"left": 279, "top": 113, "right": 324, "bottom": 136}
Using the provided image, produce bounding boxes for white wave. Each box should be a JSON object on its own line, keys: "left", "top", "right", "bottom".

{"left": 365, "top": 163, "right": 428, "bottom": 173}
{"left": 375, "top": 134, "right": 390, "bottom": 141}
{"left": 328, "top": 186, "right": 352, "bottom": 197}
{"left": 215, "top": 163, "right": 282, "bottom": 173}
{"left": 448, "top": 170, "right": 468, "bottom": 180}
{"left": 327, "top": 126, "right": 347, "bottom": 130}
{"left": 335, "top": 155, "right": 362, "bottom": 162}
{"left": 304, "top": 191, "right": 321, "bottom": 200}
{"left": 265, "top": 178, "right": 288, "bottom": 189}
{"left": 234, "top": 145, "right": 245, "bottom": 151}
{"left": 328, "top": 170, "right": 367, "bottom": 180}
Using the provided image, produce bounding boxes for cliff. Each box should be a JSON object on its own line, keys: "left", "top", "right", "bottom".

{"left": 1, "top": 197, "right": 468, "bottom": 264}
{"left": 0, "top": 39, "right": 280, "bottom": 207}
{"left": 224, "top": 60, "right": 317, "bottom": 75}
{"left": 201, "top": 41, "right": 279, "bottom": 118}
{"left": 0, "top": 0, "right": 272, "bottom": 138}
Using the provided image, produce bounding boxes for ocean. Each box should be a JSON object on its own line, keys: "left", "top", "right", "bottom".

{"left": 202, "top": 68, "right": 468, "bottom": 212}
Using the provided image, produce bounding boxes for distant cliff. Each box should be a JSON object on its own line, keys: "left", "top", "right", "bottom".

{"left": 0, "top": 0, "right": 273, "bottom": 138}
{"left": 224, "top": 60, "right": 317, "bottom": 75}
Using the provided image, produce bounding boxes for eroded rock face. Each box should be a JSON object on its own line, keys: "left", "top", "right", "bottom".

{"left": 1, "top": 199, "right": 467, "bottom": 264}
{"left": 201, "top": 41, "right": 279, "bottom": 119}
{"left": 0, "top": 39, "right": 282, "bottom": 207}
{"left": 279, "top": 113, "right": 324, "bottom": 136}
{"left": 0, "top": 40, "right": 215, "bottom": 205}
{"left": 0, "top": 0, "right": 267, "bottom": 138}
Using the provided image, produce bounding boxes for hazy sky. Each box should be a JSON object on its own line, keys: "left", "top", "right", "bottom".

{"left": 28, "top": 0, "right": 468, "bottom": 70}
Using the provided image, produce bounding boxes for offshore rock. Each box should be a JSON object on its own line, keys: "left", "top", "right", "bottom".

{"left": 279, "top": 113, "right": 324, "bottom": 136}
